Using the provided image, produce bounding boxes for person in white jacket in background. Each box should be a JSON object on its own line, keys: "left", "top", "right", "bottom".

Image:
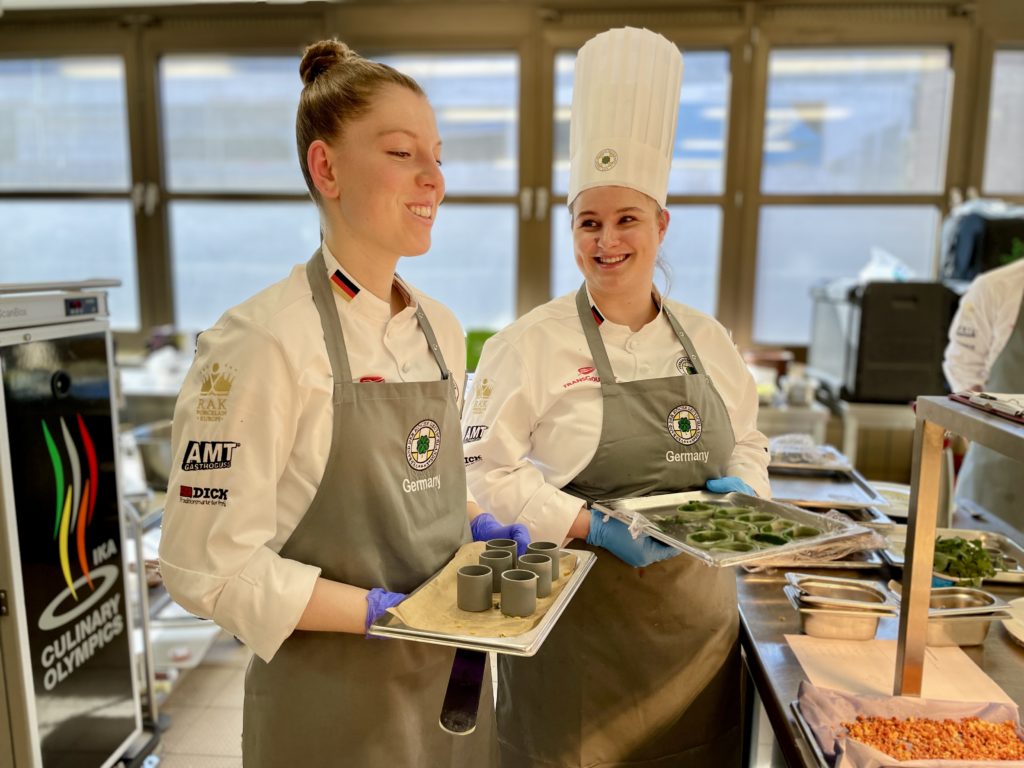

{"left": 943, "top": 257, "right": 1024, "bottom": 530}
{"left": 159, "top": 39, "right": 525, "bottom": 767}
{"left": 463, "top": 27, "right": 769, "bottom": 768}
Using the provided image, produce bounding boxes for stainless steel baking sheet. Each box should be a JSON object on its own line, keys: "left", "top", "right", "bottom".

{"left": 882, "top": 528, "right": 1024, "bottom": 585}
{"left": 770, "top": 444, "right": 851, "bottom": 472}
{"left": 591, "top": 491, "right": 868, "bottom": 568}
{"left": 743, "top": 548, "right": 886, "bottom": 570}
{"left": 367, "top": 548, "right": 596, "bottom": 656}
{"left": 790, "top": 701, "right": 830, "bottom": 768}
{"left": 768, "top": 466, "right": 888, "bottom": 510}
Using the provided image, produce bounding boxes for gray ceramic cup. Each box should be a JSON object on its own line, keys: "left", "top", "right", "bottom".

{"left": 457, "top": 564, "right": 493, "bottom": 612}
{"left": 485, "top": 538, "right": 518, "bottom": 568}
{"left": 527, "top": 541, "right": 561, "bottom": 582}
{"left": 480, "top": 549, "right": 513, "bottom": 593}
{"left": 517, "top": 553, "right": 552, "bottom": 598}
{"left": 500, "top": 569, "right": 537, "bottom": 617}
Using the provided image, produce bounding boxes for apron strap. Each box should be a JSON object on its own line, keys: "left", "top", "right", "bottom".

{"left": 406, "top": 285, "right": 451, "bottom": 381}
{"left": 574, "top": 282, "right": 708, "bottom": 380}
{"left": 306, "top": 251, "right": 354, "bottom": 397}
{"left": 661, "top": 303, "right": 706, "bottom": 375}
{"left": 306, "top": 255, "right": 452, "bottom": 395}
{"left": 575, "top": 284, "right": 617, "bottom": 385}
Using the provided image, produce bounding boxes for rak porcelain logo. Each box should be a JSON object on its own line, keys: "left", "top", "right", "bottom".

{"left": 196, "top": 362, "right": 237, "bottom": 423}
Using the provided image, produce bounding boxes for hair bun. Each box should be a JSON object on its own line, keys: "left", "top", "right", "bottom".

{"left": 299, "top": 39, "right": 357, "bottom": 86}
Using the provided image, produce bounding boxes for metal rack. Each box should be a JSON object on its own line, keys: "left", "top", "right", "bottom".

{"left": 895, "top": 396, "right": 1024, "bottom": 695}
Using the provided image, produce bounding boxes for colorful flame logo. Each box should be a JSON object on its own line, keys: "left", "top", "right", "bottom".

{"left": 41, "top": 415, "right": 98, "bottom": 600}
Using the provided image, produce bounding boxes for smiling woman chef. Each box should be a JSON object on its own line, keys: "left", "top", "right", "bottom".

{"left": 158, "top": 39, "right": 526, "bottom": 766}
{"left": 462, "top": 28, "right": 770, "bottom": 767}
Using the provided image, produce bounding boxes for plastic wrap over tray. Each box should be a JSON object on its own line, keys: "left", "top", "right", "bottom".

{"left": 591, "top": 491, "right": 869, "bottom": 567}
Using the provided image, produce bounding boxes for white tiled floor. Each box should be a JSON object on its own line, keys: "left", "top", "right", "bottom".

{"left": 152, "top": 631, "right": 248, "bottom": 767}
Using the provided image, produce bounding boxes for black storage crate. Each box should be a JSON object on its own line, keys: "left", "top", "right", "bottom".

{"left": 808, "top": 281, "right": 959, "bottom": 403}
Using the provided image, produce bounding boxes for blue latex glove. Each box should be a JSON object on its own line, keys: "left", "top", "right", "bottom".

{"left": 585, "top": 509, "right": 679, "bottom": 568}
{"left": 705, "top": 476, "right": 756, "bottom": 496}
{"left": 365, "top": 588, "right": 407, "bottom": 636}
{"left": 470, "top": 512, "right": 531, "bottom": 556}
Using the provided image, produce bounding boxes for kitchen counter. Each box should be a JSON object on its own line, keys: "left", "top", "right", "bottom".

{"left": 738, "top": 564, "right": 1024, "bottom": 767}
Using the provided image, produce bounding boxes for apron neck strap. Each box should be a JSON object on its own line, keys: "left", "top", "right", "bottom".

{"left": 408, "top": 289, "right": 451, "bottom": 381}
{"left": 307, "top": 250, "right": 354, "bottom": 385}
{"left": 574, "top": 283, "right": 707, "bottom": 378}
{"left": 575, "top": 284, "right": 616, "bottom": 383}
{"left": 661, "top": 303, "right": 706, "bottom": 375}
{"left": 305, "top": 254, "right": 452, "bottom": 386}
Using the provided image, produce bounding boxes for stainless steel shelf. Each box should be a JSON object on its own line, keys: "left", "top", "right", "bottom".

{"left": 917, "top": 397, "right": 1024, "bottom": 463}
{"left": 895, "top": 395, "right": 1024, "bottom": 696}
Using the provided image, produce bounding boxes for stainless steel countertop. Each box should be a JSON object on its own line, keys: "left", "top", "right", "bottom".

{"left": 738, "top": 565, "right": 1024, "bottom": 768}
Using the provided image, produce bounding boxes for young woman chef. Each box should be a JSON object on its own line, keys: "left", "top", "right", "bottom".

{"left": 158, "top": 39, "right": 526, "bottom": 766}
{"left": 462, "top": 27, "right": 770, "bottom": 767}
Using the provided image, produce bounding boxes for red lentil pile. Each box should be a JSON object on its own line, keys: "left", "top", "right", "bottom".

{"left": 842, "top": 715, "right": 1024, "bottom": 761}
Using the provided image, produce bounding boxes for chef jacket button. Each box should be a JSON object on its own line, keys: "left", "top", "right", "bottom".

{"left": 402, "top": 362, "right": 411, "bottom": 373}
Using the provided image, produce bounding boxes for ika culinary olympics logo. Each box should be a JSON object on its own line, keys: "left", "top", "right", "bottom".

{"left": 39, "top": 415, "right": 125, "bottom": 690}
{"left": 667, "top": 404, "right": 702, "bottom": 445}
{"left": 406, "top": 419, "right": 441, "bottom": 471}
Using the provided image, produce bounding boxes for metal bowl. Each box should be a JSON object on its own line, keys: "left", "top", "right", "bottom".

{"left": 926, "top": 616, "right": 996, "bottom": 646}
{"left": 132, "top": 420, "right": 173, "bottom": 490}
{"left": 783, "top": 585, "right": 881, "bottom": 640}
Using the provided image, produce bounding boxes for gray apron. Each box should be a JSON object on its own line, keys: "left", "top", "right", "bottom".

{"left": 955, "top": 290, "right": 1024, "bottom": 531}
{"left": 497, "top": 285, "right": 742, "bottom": 768}
{"left": 242, "top": 252, "right": 498, "bottom": 767}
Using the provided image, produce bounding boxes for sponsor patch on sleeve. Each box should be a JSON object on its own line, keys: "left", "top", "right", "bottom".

{"left": 181, "top": 440, "right": 240, "bottom": 471}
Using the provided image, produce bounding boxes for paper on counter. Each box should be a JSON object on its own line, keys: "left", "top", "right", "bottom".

{"left": 786, "top": 634, "right": 1013, "bottom": 704}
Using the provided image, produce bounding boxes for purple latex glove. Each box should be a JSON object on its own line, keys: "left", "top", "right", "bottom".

{"left": 470, "top": 512, "right": 531, "bottom": 556}
{"left": 365, "top": 588, "right": 406, "bottom": 637}
{"left": 705, "top": 476, "right": 756, "bottom": 496}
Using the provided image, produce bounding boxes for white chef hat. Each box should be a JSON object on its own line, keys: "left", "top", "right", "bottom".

{"left": 568, "top": 27, "right": 683, "bottom": 208}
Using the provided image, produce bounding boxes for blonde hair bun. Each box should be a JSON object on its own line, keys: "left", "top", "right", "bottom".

{"left": 299, "top": 39, "right": 358, "bottom": 87}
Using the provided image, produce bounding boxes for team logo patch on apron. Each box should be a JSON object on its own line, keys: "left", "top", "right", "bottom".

{"left": 667, "top": 404, "right": 702, "bottom": 445}
{"left": 406, "top": 419, "right": 441, "bottom": 471}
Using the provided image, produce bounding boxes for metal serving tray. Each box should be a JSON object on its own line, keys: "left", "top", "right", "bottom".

{"left": 368, "top": 548, "right": 596, "bottom": 656}
{"left": 743, "top": 548, "right": 885, "bottom": 571}
{"left": 882, "top": 528, "right": 1024, "bottom": 585}
{"left": 769, "top": 443, "right": 851, "bottom": 472}
{"left": 768, "top": 465, "right": 888, "bottom": 510}
{"left": 790, "top": 701, "right": 830, "bottom": 768}
{"left": 591, "top": 491, "right": 868, "bottom": 568}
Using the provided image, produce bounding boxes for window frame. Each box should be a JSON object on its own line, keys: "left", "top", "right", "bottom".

{"left": 737, "top": 18, "right": 977, "bottom": 348}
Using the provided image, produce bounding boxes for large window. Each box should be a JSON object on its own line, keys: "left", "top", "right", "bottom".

{"left": 381, "top": 53, "right": 520, "bottom": 332}
{"left": 160, "top": 55, "right": 310, "bottom": 331}
{"left": 551, "top": 49, "right": 730, "bottom": 314}
{"left": 982, "top": 49, "right": 1024, "bottom": 196}
{"left": 752, "top": 47, "right": 954, "bottom": 345}
{"left": 0, "top": 57, "right": 140, "bottom": 329}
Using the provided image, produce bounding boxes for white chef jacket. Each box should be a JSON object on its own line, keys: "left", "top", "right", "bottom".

{"left": 159, "top": 244, "right": 469, "bottom": 662}
{"left": 463, "top": 289, "right": 770, "bottom": 546}
{"left": 943, "top": 259, "right": 1024, "bottom": 392}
